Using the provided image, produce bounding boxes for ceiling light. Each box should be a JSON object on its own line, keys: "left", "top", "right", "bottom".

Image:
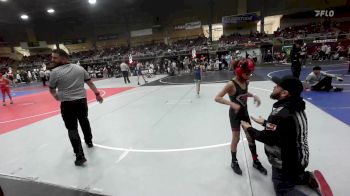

{"left": 0, "top": 0, "right": 8, "bottom": 2}
{"left": 88, "top": 0, "right": 96, "bottom": 5}
{"left": 20, "top": 14, "right": 29, "bottom": 20}
{"left": 47, "top": 8, "right": 55, "bottom": 14}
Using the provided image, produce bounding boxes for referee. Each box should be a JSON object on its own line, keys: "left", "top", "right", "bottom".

{"left": 49, "top": 49, "right": 103, "bottom": 166}
{"left": 120, "top": 60, "right": 131, "bottom": 84}
{"left": 290, "top": 40, "right": 302, "bottom": 79}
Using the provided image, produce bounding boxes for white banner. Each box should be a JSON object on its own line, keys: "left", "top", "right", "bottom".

{"left": 185, "top": 21, "right": 201, "bottom": 29}
{"left": 222, "top": 13, "right": 260, "bottom": 24}
{"left": 20, "top": 41, "right": 48, "bottom": 49}
{"left": 131, "top": 28, "right": 153, "bottom": 37}
{"left": 174, "top": 25, "right": 186, "bottom": 30}
{"left": 174, "top": 21, "right": 201, "bottom": 30}
{"left": 313, "top": 39, "right": 337, "bottom": 43}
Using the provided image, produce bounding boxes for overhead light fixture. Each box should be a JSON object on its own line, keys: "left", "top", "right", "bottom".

{"left": 0, "top": 0, "right": 8, "bottom": 2}
{"left": 47, "top": 8, "right": 55, "bottom": 14}
{"left": 20, "top": 14, "right": 29, "bottom": 20}
{"left": 88, "top": 0, "right": 96, "bottom": 5}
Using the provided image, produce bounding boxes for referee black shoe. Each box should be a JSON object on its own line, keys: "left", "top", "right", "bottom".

{"left": 86, "top": 142, "right": 94, "bottom": 148}
{"left": 75, "top": 156, "right": 87, "bottom": 166}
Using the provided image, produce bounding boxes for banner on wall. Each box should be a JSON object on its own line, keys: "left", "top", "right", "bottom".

{"left": 185, "top": 21, "right": 201, "bottom": 29}
{"left": 131, "top": 29, "right": 153, "bottom": 37}
{"left": 222, "top": 13, "right": 261, "bottom": 24}
{"left": 313, "top": 39, "right": 337, "bottom": 43}
{"left": 63, "top": 38, "right": 86, "bottom": 45}
{"left": 20, "top": 41, "right": 48, "bottom": 49}
{"left": 97, "top": 34, "right": 118, "bottom": 41}
{"left": 175, "top": 21, "right": 201, "bottom": 30}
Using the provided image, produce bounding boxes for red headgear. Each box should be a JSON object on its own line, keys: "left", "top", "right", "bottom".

{"left": 235, "top": 59, "right": 255, "bottom": 81}
{"left": 247, "top": 58, "right": 255, "bottom": 72}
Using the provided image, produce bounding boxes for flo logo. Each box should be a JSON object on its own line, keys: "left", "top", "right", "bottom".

{"left": 315, "top": 10, "right": 334, "bottom": 17}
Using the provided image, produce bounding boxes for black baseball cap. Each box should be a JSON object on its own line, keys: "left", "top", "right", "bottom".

{"left": 271, "top": 75, "right": 303, "bottom": 97}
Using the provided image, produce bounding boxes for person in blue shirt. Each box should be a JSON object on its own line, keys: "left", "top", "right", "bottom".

{"left": 194, "top": 61, "right": 202, "bottom": 97}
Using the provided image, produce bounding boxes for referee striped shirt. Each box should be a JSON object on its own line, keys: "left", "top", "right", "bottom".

{"left": 49, "top": 64, "right": 91, "bottom": 102}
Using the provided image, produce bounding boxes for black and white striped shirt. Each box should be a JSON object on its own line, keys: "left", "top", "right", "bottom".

{"left": 49, "top": 64, "right": 91, "bottom": 102}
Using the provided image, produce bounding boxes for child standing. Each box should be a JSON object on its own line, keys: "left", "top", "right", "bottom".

{"left": 0, "top": 73, "right": 13, "bottom": 106}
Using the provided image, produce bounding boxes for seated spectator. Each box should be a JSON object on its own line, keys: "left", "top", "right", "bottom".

{"left": 305, "top": 66, "right": 343, "bottom": 92}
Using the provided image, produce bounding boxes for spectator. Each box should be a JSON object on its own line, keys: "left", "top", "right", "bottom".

{"left": 325, "top": 45, "right": 331, "bottom": 60}
{"left": 319, "top": 43, "right": 327, "bottom": 61}
{"left": 39, "top": 69, "right": 47, "bottom": 86}
{"left": 16, "top": 72, "right": 21, "bottom": 83}
{"left": 305, "top": 66, "right": 343, "bottom": 92}
{"left": 336, "top": 42, "right": 345, "bottom": 58}
{"left": 252, "top": 51, "right": 258, "bottom": 63}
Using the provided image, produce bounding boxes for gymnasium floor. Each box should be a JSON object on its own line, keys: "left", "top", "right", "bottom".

{"left": 0, "top": 61, "right": 349, "bottom": 196}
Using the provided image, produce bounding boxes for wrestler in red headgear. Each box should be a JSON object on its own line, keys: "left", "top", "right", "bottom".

{"left": 215, "top": 57, "right": 266, "bottom": 176}
{"left": 0, "top": 72, "right": 13, "bottom": 106}
{"left": 234, "top": 58, "right": 256, "bottom": 82}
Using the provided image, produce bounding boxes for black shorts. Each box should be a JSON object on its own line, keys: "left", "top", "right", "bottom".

{"left": 229, "top": 108, "right": 250, "bottom": 130}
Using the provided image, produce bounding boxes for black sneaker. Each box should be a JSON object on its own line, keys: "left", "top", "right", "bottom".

{"left": 86, "top": 142, "right": 94, "bottom": 148}
{"left": 333, "top": 87, "right": 343, "bottom": 92}
{"left": 74, "top": 156, "right": 87, "bottom": 166}
{"left": 231, "top": 161, "right": 242, "bottom": 175}
{"left": 253, "top": 160, "right": 267, "bottom": 175}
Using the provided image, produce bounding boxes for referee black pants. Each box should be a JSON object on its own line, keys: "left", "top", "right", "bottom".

{"left": 272, "top": 167, "right": 310, "bottom": 196}
{"left": 291, "top": 63, "right": 301, "bottom": 79}
{"left": 61, "top": 98, "right": 92, "bottom": 157}
{"left": 122, "top": 71, "right": 131, "bottom": 83}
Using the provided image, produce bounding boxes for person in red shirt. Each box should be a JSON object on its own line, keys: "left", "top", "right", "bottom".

{"left": 336, "top": 42, "right": 345, "bottom": 57}
{"left": 7, "top": 72, "right": 15, "bottom": 87}
{"left": 0, "top": 72, "right": 13, "bottom": 106}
